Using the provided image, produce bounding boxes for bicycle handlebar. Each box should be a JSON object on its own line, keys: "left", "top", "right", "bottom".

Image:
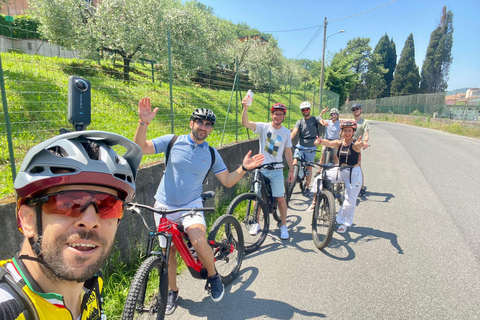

{"left": 253, "top": 162, "right": 284, "bottom": 170}
{"left": 127, "top": 202, "right": 215, "bottom": 215}
{"left": 292, "top": 145, "right": 321, "bottom": 153}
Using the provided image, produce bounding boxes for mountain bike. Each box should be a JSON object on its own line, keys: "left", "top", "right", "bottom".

{"left": 287, "top": 146, "right": 321, "bottom": 200}
{"left": 226, "top": 162, "right": 287, "bottom": 254}
{"left": 122, "top": 192, "right": 244, "bottom": 320}
{"left": 309, "top": 164, "right": 355, "bottom": 250}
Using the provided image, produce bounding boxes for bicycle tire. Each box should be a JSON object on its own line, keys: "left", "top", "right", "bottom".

{"left": 335, "top": 183, "right": 345, "bottom": 207}
{"left": 311, "top": 190, "right": 336, "bottom": 250}
{"left": 272, "top": 198, "right": 281, "bottom": 223}
{"left": 286, "top": 164, "right": 300, "bottom": 201}
{"left": 226, "top": 193, "right": 269, "bottom": 254}
{"left": 122, "top": 255, "right": 168, "bottom": 320}
{"left": 208, "top": 215, "right": 244, "bottom": 285}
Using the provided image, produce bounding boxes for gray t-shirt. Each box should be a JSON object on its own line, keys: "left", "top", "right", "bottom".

{"left": 353, "top": 118, "right": 370, "bottom": 140}
{"left": 294, "top": 116, "right": 322, "bottom": 147}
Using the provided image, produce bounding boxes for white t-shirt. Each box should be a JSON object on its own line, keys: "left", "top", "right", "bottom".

{"left": 254, "top": 122, "right": 292, "bottom": 168}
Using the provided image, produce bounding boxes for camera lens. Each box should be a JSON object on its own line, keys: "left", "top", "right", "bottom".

{"left": 75, "top": 79, "right": 88, "bottom": 92}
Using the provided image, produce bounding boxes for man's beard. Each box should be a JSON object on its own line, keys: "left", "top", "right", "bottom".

{"left": 39, "top": 230, "right": 111, "bottom": 282}
{"left": 192, "top": 127, "right": 209, "bottom": 141}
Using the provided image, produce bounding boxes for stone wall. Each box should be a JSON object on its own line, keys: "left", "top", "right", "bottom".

{"left": 0, "top": 138, "right": 259, "bottom": 261}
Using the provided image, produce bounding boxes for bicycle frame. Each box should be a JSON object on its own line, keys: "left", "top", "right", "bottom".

{"left": 135, "top": 205, "right": 217, "bottom": 280}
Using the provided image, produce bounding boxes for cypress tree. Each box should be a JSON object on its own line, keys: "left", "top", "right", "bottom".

{"left": 390, "top": 33, "right": 420, "bottom": 95}
{"left": 372, "top": 34, "right": 396, "bottom": 97}
{"left": 420, "top": 6, "right": 454, "bottom": 93}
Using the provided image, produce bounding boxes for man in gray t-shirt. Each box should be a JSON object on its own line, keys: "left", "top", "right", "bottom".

{"left": 134, "top": 97, "right": 264, "bottom": 313}
{"left": 290, "top": 101, "right": 326, "bottom": 195}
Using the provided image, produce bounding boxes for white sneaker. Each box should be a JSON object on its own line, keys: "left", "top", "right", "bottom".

{"left": 280, "top": 225, "right": 289, "bottom": 240}
{"left": 249, "top": 223, "right": 261, "bottom": 235}
{"left": 306, "top": 203, "right": 315, "bottom": 212}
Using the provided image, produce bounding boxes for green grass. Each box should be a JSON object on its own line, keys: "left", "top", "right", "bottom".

{"left": 0, "top": 52, "right": 312, "bottom": 200}
{"left": 365, "top": 113, "right": 480, "bottom": 138}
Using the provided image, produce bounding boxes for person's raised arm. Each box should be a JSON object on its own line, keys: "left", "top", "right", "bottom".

{"left": 215, "top": 151, "right": 265, "bottom": 188}
{"left": 353, "top": 135, "right": 365, "bottom": 152}
{"left": 134, "top": 97, "right": 158, "bottom": 155}
{"left": 315, "top": 137, "right": 341, "bottom": 149}
{"left": 241, "top": 96, "right": 256, "bottom": 131}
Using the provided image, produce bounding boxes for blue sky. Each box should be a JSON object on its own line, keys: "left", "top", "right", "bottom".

{"left": 195, "top": 0, "right": 479, "bottom": 91}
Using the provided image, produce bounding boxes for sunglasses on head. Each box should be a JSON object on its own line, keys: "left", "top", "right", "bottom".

{"left": 28, "top": 190, "right": 124, "bottom": 220}
{"left": 194, "top": 119, "right": 213, "bottom": 129}
{"left": 352, "top": 108, "right": 361, "bottom": 112}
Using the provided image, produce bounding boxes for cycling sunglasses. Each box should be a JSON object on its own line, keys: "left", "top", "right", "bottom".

{"left": 352, "top": 107, "right": 361, "bottom": 112}
{"left": 194, "top": 119, "right": 213, "bottom": 129}
{"left": 28, "top": 190, "right": 124, "bottom": 220}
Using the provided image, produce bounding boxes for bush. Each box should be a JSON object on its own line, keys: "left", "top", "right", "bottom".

{"left": 0, "top": 15, "right": 41, "bottom": 39}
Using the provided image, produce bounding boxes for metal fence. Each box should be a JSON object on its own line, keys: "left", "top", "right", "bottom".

{"left": 0, "top": 31, "right": 339, "bottom": 199}
{"left": 347, "top": 92, "right": 480, "bottom": 121}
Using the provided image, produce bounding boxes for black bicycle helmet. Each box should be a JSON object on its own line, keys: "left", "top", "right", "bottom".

{"left": 351, "top": 103, "right": 362, "bottom": 111}
{"left": 191, "top": 108, "right": 216, "bottom": 125}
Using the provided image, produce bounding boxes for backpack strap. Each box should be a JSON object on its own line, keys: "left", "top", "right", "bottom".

{"left": 165, "top": 134, "right": 178, "bottom": 166}
{"left": 165, "top": 135, "right": 215, "bottom": 184}
{"left": 0, "top": 265, "right": 39, "bottom": 320}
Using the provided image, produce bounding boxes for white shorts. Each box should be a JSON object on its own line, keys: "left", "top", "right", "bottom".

{"left": 154, "top": 198, "right": 205, "bottom": 247}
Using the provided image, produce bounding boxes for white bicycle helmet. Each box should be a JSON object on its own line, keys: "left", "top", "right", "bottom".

{"left": 15, "top": 131, "right": 142, "bottom": 209}
{"left": 300, "top": 101, "right": 311, "bottom": 110}
{"left": 330, "top": 108, "right": 339, "bottom": 115}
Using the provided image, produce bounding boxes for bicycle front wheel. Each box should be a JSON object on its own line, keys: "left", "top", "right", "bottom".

{"left": 208, "top": 215, "right": 244, "bottom": 285}
{"left": 226, "top": 193, "right": 269, "bottom": 254}
{"left": 312, "top": 190, "right": 336, "bottom": 250}
{"left": 286, "top": 164, "right": 299, "bottom": 200}
{"left": 122, "top": 255, "right": 168, "bottom": 320}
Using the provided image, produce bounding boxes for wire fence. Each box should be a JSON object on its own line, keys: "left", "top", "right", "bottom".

{"left": 346, "top": 92, "right": 480, "bottom": 121}
{"left": 0, "top": 12, "right": 339, "bottom": 199}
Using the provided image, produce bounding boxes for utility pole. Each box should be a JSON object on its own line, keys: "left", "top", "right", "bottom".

{"left": 319, "top": 17, "right": 327, "bottom": 110}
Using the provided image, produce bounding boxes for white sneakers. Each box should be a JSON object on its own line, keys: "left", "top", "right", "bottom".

{"left": 249, "top": 223, "right": 261, "bottom": 235}
{"left": 280, "top": 225, "right": 289, "bottom": 240}
{"left": 306, "top": 202, "right": 315, "bottom": 212}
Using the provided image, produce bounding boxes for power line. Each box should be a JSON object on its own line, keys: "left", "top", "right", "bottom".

{"left": 328, "top": 0, "right": 399, "bottom": 22}
{"left": 295, "top": 25, "right": 324, "bottom": 60}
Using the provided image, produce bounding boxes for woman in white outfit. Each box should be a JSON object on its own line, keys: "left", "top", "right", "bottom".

{"left": 309, "top": 119, "right": 365, "bottom": 233}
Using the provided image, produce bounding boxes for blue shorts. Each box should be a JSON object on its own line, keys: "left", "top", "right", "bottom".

{"left": 294, "top": 145, "right": 316, "bottom": 163}
{"left": 260, "top": 168, "right": 285, "bottom": 198}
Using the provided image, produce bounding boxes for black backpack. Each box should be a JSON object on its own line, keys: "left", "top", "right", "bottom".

{"left": 165, "top": 135, "right": 215, "bottom": 183}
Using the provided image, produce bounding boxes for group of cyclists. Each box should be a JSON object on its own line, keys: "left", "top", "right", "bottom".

{"left": 0, "top": 92, "right": 369, "bottom": 319}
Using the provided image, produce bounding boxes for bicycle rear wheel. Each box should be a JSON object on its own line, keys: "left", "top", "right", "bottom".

{"left": 312, "top": 190, "right": 336, "bottom": 250}
{"left": 226, "top": 193, "right": 269, "bottom": 254}
{"left": 122, "top": 255, "right": 168, "bottom": 320}
{"left": 208, "top": 215, "right": 244, "bottom": 285}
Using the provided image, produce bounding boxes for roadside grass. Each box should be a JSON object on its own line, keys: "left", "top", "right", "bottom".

{"left": 365, "top": 113, "right": 480, "bottom": 139}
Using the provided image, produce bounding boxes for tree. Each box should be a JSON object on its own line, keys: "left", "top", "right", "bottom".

{"left": 324, "top": 50, "right": 357, "bottom": 106}
{"left": 364, "top": 52, "right": 388, "bottom": 99}
{"left": 420, "top": 6, "right": 453, "bottom": 93}
{"left": 28, "top": 0, "right": 234, "bottom": 81}
{"left": 372, "top": 33, "right": 396, "bottom": 97}
{"left": 341, "top": 37, "right": 372, "bottom": 100}
{"left": 390, "top": 33, "right": 420, "bottom": 95}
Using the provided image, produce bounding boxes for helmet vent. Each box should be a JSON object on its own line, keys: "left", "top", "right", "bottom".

{"left": 47, "top": 146, "right": 67, "bottom": 157}
{"left": 29, "top": 166, "right": 45, "bottom": 174}
{"left": 114, "top": 173, "right": 133, "bottom": 183}
{"left": 51, "top": 167, "right": 76, "bottom": 174}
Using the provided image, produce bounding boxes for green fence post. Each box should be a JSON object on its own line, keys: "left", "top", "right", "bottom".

{"left": 268, "top": 68, "right": 272, "bottom": 122}
{"left": 288, "top": 75, "right": 292, "bottom": 128}
{"left": 313, "top": 85, "right": 316, "bottom": 116}
{"left": 0, "top": 55, "right": 16, "bottom": 181}
{"left": 167, "top": 30, "right": 174, "bottom": 134}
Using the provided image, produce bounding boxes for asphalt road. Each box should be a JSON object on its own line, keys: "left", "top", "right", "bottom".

{"left": 169, "top": 121, "right": 480, "bottom": 320}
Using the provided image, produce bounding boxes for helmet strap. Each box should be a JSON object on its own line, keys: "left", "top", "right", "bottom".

{"left": 28, "top": 204, "right": 44, "bottom": 257}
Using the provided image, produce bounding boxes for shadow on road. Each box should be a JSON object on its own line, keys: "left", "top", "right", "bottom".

{"left": 321, "top": 224, "right": 404, "bottom": 260}
{"left": 357, "top": 189, "right": 395, "bottom": 203}
{"left": 176, "top": 266, "right": 326, "bottom": 319}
